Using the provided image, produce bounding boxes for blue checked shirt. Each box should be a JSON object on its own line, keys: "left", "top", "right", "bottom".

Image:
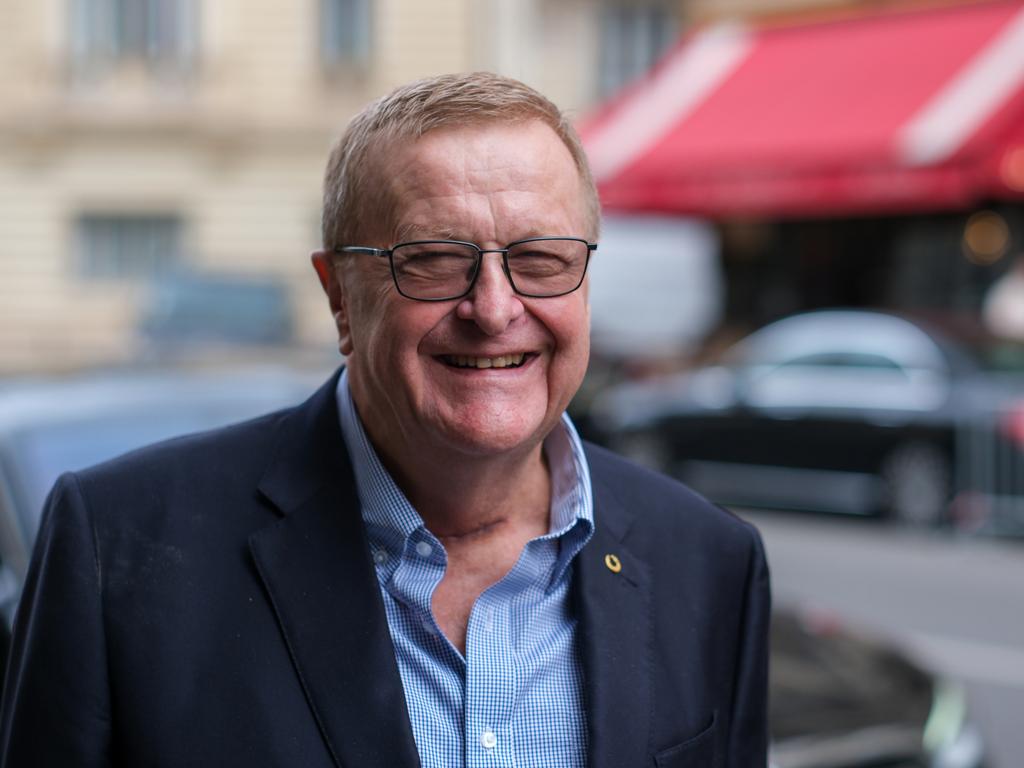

{"left": 336, "top": 370, "right": 594, "bottom": 768}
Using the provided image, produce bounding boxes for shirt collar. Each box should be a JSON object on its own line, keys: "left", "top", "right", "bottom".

{"left": 335, "top": 368, "right": 594, "bottom": 568}
{"left": 336, "top": 369, "right": 424, "bottom": 542}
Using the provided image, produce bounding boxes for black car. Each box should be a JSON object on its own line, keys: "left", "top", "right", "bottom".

{"left": 591, "top": 310, "right": 1024, "bottom": 528}
{"left": 0, "top": 366, "right": 987, "bottom": 767}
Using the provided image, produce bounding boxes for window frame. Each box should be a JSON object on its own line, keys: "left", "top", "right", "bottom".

{"left": 75, "top": 212, "right": 185, "bottom": 279}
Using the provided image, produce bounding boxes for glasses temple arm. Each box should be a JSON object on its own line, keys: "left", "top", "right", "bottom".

{"left": 335, "top": 246, "right": 390, "bottom": 258}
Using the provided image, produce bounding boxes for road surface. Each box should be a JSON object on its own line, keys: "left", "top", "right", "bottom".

{"left": 740, "top": 510, "right": 1024, "bottom": 768}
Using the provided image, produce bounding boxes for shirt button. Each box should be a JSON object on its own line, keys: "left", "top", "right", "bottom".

{"left": 415, "top": 541, "right": 433, "bottom": 558}
{"left": 480, "top": 729, "right": 497, "bottom": 749}
{"left": 372, "top": 549, "right": 388, "bottom": 565}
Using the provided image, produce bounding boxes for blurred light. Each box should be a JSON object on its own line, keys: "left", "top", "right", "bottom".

{"left": 961, "top": 210, "right": 1010, "bottom": 266}
{"left": 1001, "top": 146, "right": 1024, "bottom": 193}
{"left": 923, "top": 679, "right": 967, "bottom": 753}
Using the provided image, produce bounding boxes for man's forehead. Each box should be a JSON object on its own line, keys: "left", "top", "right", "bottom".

{"left": 367, "top": 121, "right": 585, "bottom": 242}
{"left": 377, "top": 120, "right": 569, "bottom": 176}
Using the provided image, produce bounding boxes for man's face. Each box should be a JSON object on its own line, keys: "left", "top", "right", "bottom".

{"left": 317, "top": 120, "right": 592, "bottom": 463}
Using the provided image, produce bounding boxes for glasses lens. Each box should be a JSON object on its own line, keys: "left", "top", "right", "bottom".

{"left": 507, "top": 239, "right": 589, "bottom": 297}
{"left": 391, "top": 242, "right": 479, "bottom": 300}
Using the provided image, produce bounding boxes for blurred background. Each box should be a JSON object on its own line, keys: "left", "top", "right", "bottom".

{"left": 2, "top": 0, "right": 1023, "bottom": 765}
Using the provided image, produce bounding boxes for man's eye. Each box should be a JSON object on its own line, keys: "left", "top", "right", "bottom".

{"left": 399, "top": 250, "right": 474, "bottom": 275}
{"left": 511, "top": 253, "right": 568, "bottom": 276}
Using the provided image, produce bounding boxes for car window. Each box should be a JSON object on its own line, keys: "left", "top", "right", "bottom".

{"left": 732, "top": 312, "right": 953, "bottom": 375}
{"left": 746, "top": 350, "right": 949, "bottom": 412}
{"left": 778, "top": 352, "right": 906, "bottom": 372}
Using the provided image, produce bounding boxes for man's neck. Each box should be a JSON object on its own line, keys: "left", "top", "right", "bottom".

{"left": 375, "top": 433, "right": 554, "bottom": 656}
{"left": 373, "top": 430, "right": 552, "bottom": 540}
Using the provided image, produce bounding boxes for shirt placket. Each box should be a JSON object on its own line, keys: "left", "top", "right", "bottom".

{"left": 464, "top": 586, "right": 517, "bottom": 768}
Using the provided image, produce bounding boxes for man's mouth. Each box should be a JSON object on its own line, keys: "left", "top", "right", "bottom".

{"left": 441, "top": 353, "right": 528, "bottom": 369}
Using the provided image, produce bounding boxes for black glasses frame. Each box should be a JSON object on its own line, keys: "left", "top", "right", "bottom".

{"left": 334, "top": 236, "right": 597, "bottom": 301}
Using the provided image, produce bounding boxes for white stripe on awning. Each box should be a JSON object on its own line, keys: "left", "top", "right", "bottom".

{"left": 899, "top": 5, "right": 1024, "bottom": 166}
{"left": 585, "top": 23, "right": 754, "bottom": 183}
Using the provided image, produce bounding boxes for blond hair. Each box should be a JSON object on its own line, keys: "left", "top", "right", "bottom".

{"left": 321, "top": 72, "right": 599, "bottom": 250}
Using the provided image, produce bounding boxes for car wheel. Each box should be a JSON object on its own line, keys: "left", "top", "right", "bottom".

{"left": 881, "top": 442, "right": 951, "bottom": 527}
{"left": 615, "top": 431, "right": 671, "bottom": 472}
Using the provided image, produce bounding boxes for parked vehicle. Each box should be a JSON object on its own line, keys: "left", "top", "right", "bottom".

{"left": 139, "top": 271, "right": 295, "bottom": 348}
{"left": 591, "top": 310, "right": 1024, "bottom": 527}
{"left": 0, "top": 365, "right": 988, "bottom": 766}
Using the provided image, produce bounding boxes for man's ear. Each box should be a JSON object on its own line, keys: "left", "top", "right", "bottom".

{"left": 311, "top": 250, "right": 354, "bottom": 356}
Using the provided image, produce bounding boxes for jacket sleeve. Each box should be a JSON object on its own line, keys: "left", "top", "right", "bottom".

{"left": 0, "top": 473, "right": 112, "bottom": 767}
{"left": 727, "top": 523, "right": 771, "bottom": 768}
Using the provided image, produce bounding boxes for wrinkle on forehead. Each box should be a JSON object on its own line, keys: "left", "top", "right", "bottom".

{"left": 394, "top": 193, "right": 561, "bottom": 244}
{"left": 377, "top": 122, "right": 586, "bottom": 246}
{"left": 399, "top": 132, "right": 550, "bottom": 190}
{"left": 393, "top": 221, "right": 459, "bottom": 243}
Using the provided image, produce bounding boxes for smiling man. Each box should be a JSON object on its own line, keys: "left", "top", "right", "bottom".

{"left": 1, "top": 74, "right": 769, "bottom": 768}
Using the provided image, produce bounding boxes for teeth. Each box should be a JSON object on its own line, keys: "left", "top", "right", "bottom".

{"left": 446, "top": 353, "right": 526, "bottom": 369}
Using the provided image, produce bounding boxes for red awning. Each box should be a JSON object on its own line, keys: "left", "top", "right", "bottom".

{"left": 581, "top": 1, "right": 1024, "bottom": 218}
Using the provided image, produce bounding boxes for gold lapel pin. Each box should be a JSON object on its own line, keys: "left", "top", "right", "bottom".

{"left": 604, "top": 553, "right": 622, "bottom": 573}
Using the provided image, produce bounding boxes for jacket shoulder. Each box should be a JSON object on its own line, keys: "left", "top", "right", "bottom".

{"left": 583, "top": 440, "right": 761, "bottom": 546}
{"left": 67, "top": 407, "right": 296, "bottom": 524}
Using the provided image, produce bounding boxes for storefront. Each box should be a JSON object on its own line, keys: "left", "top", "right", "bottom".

{"left": 582, "top": 0, "right": 1024, "bottom": 342}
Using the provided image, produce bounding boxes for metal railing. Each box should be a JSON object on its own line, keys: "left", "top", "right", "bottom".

{"left": 953, "top": 403, "right": 1024, "bottom": 536}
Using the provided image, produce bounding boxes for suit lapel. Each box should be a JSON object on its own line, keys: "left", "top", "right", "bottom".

{"left": 576, "top": 459, "right": 653, "bottom": 768}
{"left": 250, "top": 372, "right": 420, "bottom": 768}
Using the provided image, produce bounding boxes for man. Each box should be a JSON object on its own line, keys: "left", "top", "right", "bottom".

{"left": 1, "top": 73, "right": 769, "bottom": 767}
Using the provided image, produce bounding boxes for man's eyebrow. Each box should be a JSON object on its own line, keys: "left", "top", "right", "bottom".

{"left": 392, "top": 222, "right": 459, "bottom": 243}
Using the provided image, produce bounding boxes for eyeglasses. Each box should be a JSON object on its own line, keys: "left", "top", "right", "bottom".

{"left": 334, "top": 237, "right": 597, "bottom": 301}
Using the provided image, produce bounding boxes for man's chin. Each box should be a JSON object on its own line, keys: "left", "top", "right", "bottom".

{"left": 430, "top": 413, "right": 550, "bottom": 460}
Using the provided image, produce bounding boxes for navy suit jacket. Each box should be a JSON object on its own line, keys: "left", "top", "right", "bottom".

{"left": 0, "top": 371, "right": 769, "bottom": 767}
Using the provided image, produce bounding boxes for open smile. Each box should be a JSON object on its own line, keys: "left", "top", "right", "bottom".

{"left": 439, "top": 353, "right": 533, "bottom": 370}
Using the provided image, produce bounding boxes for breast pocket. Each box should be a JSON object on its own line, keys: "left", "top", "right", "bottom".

{"left": 653, "top": 712, "right": 718, "bottom": 768}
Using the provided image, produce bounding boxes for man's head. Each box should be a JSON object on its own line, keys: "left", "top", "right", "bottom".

{"left": 313, "top": 73, "right": 599, "bottom": 469}
{"left": 321, "top": 72, "right": 599, "bottom": 250}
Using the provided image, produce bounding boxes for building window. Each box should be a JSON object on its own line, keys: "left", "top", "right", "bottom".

{"left": 77, "top": 214, "right": 183, "bottom": 278}
{"left": 69, "top": 0, "right": 197, "bottom": 78}
{"left": 599, "top": 1, "right": 677, "bottom": 97}
{"left": 320, "top": 0, "right": 372, "bottom": 69}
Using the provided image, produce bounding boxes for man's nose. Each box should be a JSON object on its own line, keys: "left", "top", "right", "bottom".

{"left": 455, "top": 252, "right": 524, "bottom": 334}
